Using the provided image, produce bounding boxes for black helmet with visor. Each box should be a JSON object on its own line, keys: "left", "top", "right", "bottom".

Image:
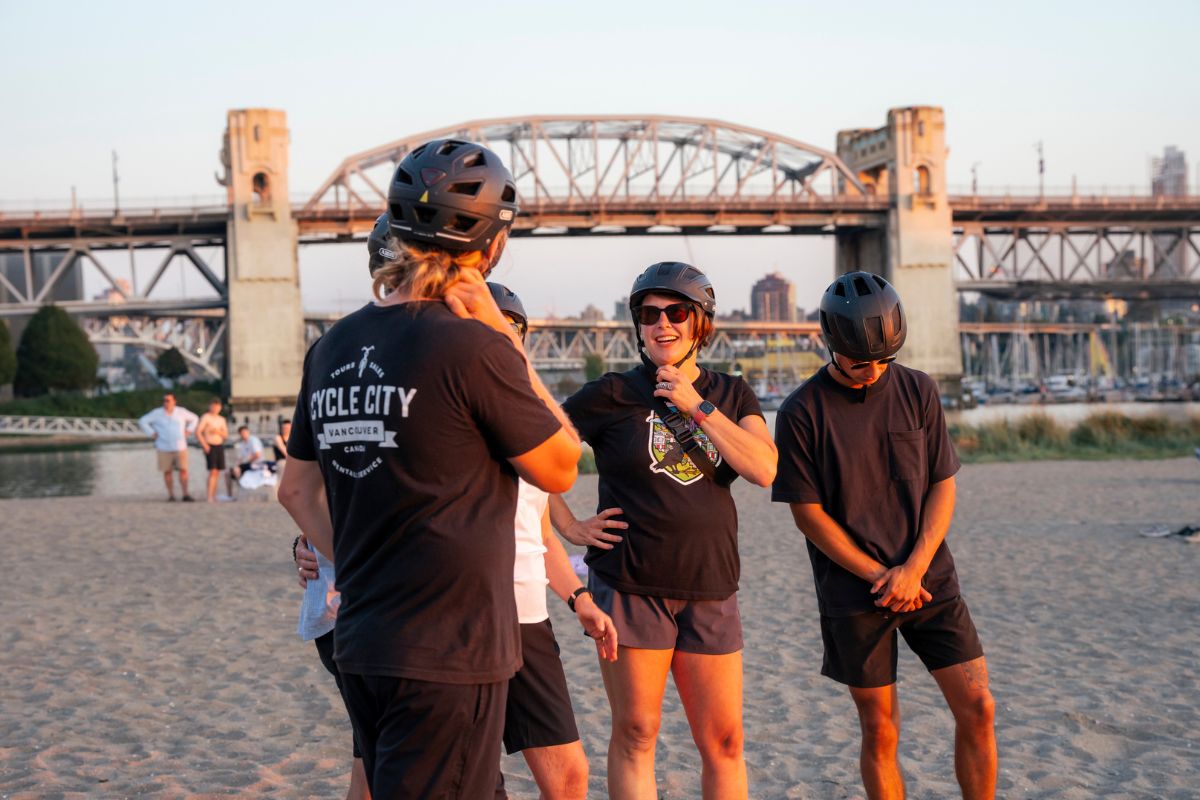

{"left": 628, "top": 261, "right": 716, "bottom": 368}
{"left": 818, "top": 271, "right": 907, "bottom": 363}
{"left": 387, "top": 139, "right": 519, "bottom": 254}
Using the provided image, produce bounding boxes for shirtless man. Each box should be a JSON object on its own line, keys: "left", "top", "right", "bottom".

{"left": 195, "top": 398, "right": 230, "bottom": 503}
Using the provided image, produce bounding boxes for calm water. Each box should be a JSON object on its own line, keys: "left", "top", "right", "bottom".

{"left": 1, "top": 402, "right": 1197, "bottom": 498}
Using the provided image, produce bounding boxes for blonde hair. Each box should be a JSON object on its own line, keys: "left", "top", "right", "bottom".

{"left": 371, "top": 231, "right": 507, "bottom": 301}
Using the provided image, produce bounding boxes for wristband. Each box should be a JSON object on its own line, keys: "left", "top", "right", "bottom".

{"left": 567, "top": 586, "right": 590, "bottom": 612}
{"left": 692, "top": 399, "right": 716, "bottom": 425}
{"left": 291, "top": 535, "right": 301, "bottom": 562}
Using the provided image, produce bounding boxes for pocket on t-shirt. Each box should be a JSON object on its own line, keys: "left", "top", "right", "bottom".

{"left": 888, "top": 428, "right": 926, "bottom": 481}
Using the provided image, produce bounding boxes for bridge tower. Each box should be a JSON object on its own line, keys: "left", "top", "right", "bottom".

{"left": 218, "top": 109, "right": 305, "bottom": 410}
{"left": 835, "top": 106, "right": 962, "bottom": 393}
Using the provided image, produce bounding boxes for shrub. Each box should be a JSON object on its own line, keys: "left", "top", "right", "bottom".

{"left": 13, "top": 305, "right": 99, "bottom": 396}
{"left": 0, "top": 319, "right": 15, "bottom": 386}
{"left": 1015, "top": 414, "right": 1067, "bottom": 448}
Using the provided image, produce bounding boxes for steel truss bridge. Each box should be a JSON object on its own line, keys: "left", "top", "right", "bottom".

{"left": 2, "top": 114, "right": 1199, "bottom": 384}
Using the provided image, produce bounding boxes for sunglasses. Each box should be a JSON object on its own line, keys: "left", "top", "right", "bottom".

{"left": 848, "top": 356, "right": 897, "bottom": 370}
{"left": 506, "top": 318, "right": 527, "bottom": 341}
{"left": 633, "top": 302, "right": 693, "bottom": 326}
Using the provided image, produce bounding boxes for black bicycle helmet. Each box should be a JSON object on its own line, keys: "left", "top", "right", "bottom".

{"left": 628, "top": 261, "right": 717, "bottom": 317}
{"left": 387, "top": 139, "right": 519, "bottom": 253}
{"left": 818, "top": 271, "right": 906, "bottom": 362}
{"left": 367, "top": 212, "right": 396, "bottom": 276}
{"left": 628, "top": 262, "right": 716, "bottom": 368}
{"left": 487, "top": 282, "right": 527, "bottom": 328}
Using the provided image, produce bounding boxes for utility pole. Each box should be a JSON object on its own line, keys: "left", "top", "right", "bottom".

{"left": 112, "top": 150, "right": 120, "bottom": 214}
{"left": 971, "top": 162, "right": 980, "bottom": 195}
{"left": 1035, "top": 141, "right": 1044, "bottom": 199}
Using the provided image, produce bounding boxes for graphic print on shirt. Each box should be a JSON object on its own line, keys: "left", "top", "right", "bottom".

{"left": 645, "top": 410, "right": 720, "bottom": 486}
{"left": 308, "top": 345, "right": 417, "bottom": 480}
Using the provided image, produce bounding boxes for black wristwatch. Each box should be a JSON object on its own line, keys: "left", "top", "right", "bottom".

{"left": 693, "top": 400, "right": 717, "bottom": 425}
{"left": 567, "top": 586, "right": 591, "bottom": 612}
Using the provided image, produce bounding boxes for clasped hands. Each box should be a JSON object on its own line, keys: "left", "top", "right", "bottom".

{"left": 870, "top": 562, "right": 931, "bottom": 613}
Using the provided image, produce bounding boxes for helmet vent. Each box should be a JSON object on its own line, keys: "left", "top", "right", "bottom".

{"left": 819, "top": 310, "right": 832, "bottom": 336}
{"left": 395, "top": 168, "right": 414, "bottom": 185}
{"left": 873, "top": 274, "right": 887, "bottom": 289}
{"left": 462, "top": 150, "right": 486, "bottom": 168}
{"left": 834, "top": 314, "right": 859, "bottom": 349}
{"left": 892, "top": 306, "right": 903, "bottom": 333}
{"left": 865, "top": 316, "right": 884, "bottom": 350}
{"left": 853, "top": 276, "right": 872, "bottom": 296}
{"left": 501, "top": 184, "right": 517, "bottom": 202}
{"left": 833, "top": 282, "right": 846, "bottom": 298}
{"left": 437, "top": 141, "right": 464, "bottom": 156}
{"left": 450, "top": 215, "right": 479, "bottom": 233}
{"left": 447, "top": 181, "right": 482, "bottom": 197}
{"left": 411, "top": 144, "right": 427, "bottom": 158}
{"left": 413, "top": 205, "right": 438, "bottom": 224}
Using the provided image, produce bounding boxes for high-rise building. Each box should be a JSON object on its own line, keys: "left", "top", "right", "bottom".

{"left": 1151, "top": 147, "right": 1188, "bottom": 278}
{"left": 1151, "top": 146, "right": 1187, "bottom": 197}
{"left": 750, "top": 272, "right": 797, "bottom": 322}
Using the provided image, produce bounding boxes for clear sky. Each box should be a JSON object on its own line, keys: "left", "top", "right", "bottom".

{"left": 3, "top": 0, "right": 1197, "bottom": 315}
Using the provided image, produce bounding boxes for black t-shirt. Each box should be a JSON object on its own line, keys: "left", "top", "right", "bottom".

{"left": 771, "top": 364, "right": 962, "bottom": 617}
{"left": 563, "top": 365, "right": 762, "bottom": 600}
{"left": 288, "top": 301, "right": 562, "bottom": 684}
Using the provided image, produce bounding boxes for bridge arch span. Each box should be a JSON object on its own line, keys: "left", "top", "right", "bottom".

{"left": 304, "top": 115, "right": 869, "bottom": 223}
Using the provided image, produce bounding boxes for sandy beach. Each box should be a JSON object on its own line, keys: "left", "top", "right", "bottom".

{"left": 1, "top": 457, "right": 1197, "bottom": 799}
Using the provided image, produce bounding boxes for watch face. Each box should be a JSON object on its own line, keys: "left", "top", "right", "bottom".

{"left": 699, "top": 401, "right": 716, "bottom": 415}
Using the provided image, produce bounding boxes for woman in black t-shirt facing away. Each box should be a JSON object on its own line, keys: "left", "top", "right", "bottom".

{"left": 279, "top": 140, "right": 580, "bottom": 800}
{"left": 550, "top": 262, "right": 777, "bottom": 799}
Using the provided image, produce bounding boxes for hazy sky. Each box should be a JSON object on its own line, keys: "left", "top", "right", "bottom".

{"left": 3, "top": 0, "right": 1197, "bottom": 315}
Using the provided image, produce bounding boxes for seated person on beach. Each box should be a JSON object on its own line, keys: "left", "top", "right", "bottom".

{"left": 227, "top": 425, "right": 264, "bottom": 495}
{"left": 772, "top": 272, "right": 997, "bottom": 800}
{"left": 194, "top": 399, "right": 229, "bottom": 503}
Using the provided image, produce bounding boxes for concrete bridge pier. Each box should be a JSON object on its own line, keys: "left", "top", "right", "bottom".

{"left": 218, "top": 109, "right": 306, "bottom": 417}
{"left": 836, "top": 106, "right": 963, "bottom": 397}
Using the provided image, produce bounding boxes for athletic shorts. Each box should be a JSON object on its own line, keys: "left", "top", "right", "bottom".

{"left": 204, "top": 446, "right": 226, "bottom": 471}
{"left": 340, "top": 672, "right": 506, "bottom": 800}
{"left": 313, "top": 631, "right": 361, "bottom": 759}
{"left": 503, "top": 619, "right": 580, "bottom": 754}
{"left": 820, "top": 595, "right": 984, "bottom": 689}
{"left": 588, "top": 570, "right": 743, "bottom": 655}
{"left": 156, "top": 450, "right": 186, "bottom": 472}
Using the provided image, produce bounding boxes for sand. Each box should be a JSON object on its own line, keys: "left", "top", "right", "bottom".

{"left": 0, "top": 458, "right": 1197, "bottom": 798}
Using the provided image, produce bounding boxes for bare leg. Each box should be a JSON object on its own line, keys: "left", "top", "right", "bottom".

{"left": 523, "top": 740, "right": 588, "bottom": 800}
{"left": 345, "top": 756, "right": 370, "bottom": 800}
{"left": 672, "top": 650, "right": 747, "bottom": 799}
{"left": 931, "top": 657, "right": 996, "bottom": 800}
{"left": 206, "top": 469, "right": 219, "bottom": 502}
{"left": 161, "top": 470, "right": 175, "bottom": 499}
{"left": 599, "top": 646, "right": 673, "bottom": 800}
{"left": 849, "top": 684, "right": 904, "bottom": 800}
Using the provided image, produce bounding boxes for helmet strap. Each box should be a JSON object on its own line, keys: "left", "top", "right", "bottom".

{"left": 829, "top": 356, "right": 856, "bottom": 383}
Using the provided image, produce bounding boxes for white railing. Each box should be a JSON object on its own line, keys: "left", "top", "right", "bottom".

{"left": 0, "top": 415, "right": 146, "bottom": 438}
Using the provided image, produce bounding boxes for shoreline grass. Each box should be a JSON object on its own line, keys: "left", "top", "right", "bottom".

{"left": 951, "top": 412, "right": 1200, "bottom": 463}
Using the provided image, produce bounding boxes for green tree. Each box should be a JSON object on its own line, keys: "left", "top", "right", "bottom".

{"left": 156, "top": 346, "right": 189, "bottom": 382}
{"left": 0, "top": 319, "right": 16, "bottom": 387}
{"left": 583, "top": 352, "right": 606, "bottom": 381}
{"left": 13, "top": 305, "right": 99, "bottom": 397}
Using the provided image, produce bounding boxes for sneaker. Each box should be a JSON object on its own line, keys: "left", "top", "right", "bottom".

{"left": 167, "top": 496, "right": 177, "bottom": 502}
{"left": 181, "top": 495, "right": 195, "bottom": 502}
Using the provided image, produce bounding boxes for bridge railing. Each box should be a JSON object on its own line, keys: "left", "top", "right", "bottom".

{"left": 0, "top": 415, "right": 146, "bottom": 438}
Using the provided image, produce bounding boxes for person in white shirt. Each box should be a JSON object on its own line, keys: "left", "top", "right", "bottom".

{"left": 137, "top": 392, "right": 199, "bottom": 502}
{"left": 228, "top": 425, "right": 264, "bottom": 497}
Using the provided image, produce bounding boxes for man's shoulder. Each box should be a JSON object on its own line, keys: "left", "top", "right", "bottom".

{"left": 780, "top": 369, "right": 828, "bottom": 414}
{"left": 889, "top": 363, "right": 939, "bottom": 398}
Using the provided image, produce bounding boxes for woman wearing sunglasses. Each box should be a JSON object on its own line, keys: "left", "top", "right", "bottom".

{"left": 550, "top": 261, "right": 777, "bottom": 800}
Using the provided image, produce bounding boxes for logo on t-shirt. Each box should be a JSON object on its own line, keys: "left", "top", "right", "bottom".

{"left": 645, "top": 411, "right": 720, "bottom": 486}
{"left": 307, "top": 346, "right": 418, "bottom": 480}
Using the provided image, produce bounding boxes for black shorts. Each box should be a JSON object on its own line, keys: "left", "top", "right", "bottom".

{"left": 204, "top": 446, "right": 226, "bottom": 471}
{"left": 340, "top": 672, "right": 506, "bottom": 799}
{"left": 820, "top": 596, "right": 984, "bottom": 688}
{"left": 503, "top": 619, "right": 580, "bottom": 754}
{"left": 588, "top": 570, "right": 743, "bottom": 655}
{"left": 313, "top": 632, "right": 361, "bottom": 759}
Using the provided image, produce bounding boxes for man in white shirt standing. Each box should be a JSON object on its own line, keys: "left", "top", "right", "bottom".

{"left": 138, "top": 392, "right": 199, "bottom": 502}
